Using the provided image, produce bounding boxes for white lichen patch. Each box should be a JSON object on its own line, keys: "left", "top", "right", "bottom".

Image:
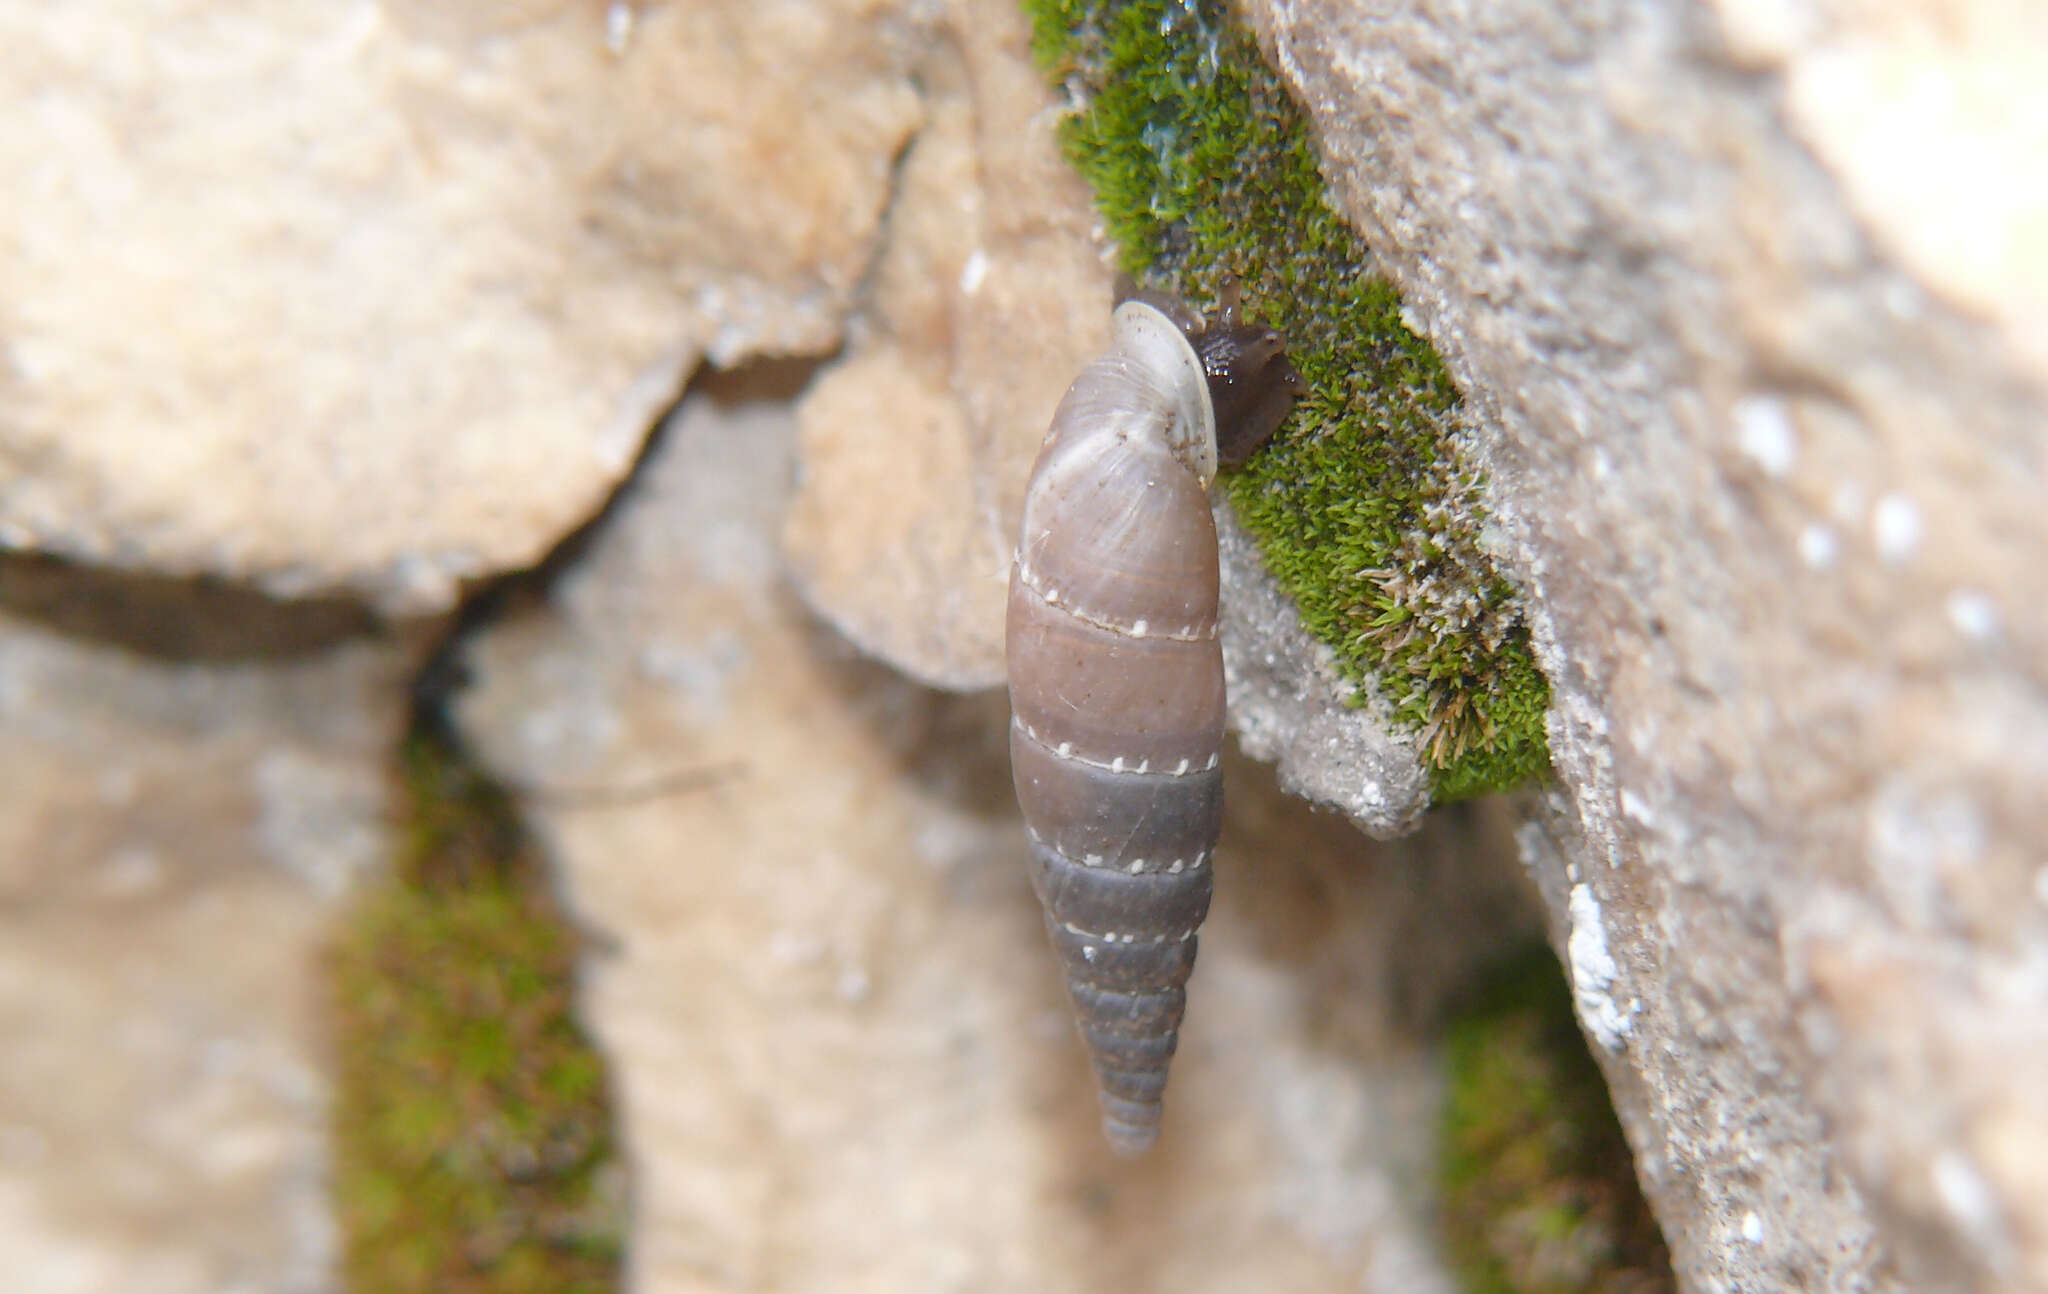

{"left": 958, "top": 248, "right": 989, "bottom": 295}
{"left": 1946, "top": 588, "right": 2002, "bottom": 642}
{"left": 1797, "top": 522, "right": 1840, "bottom": 571}
{"left": 1734, "top": 395, "right": 1797, "bottom": 477}
{"left": 1932, "top": 1151, "right": 2012, "bottom": 1262}
{"left": 835, "top": 965, "right": 871, "bottom": 1004}
{"left": 1568, "top": 883, "right": 1634, "bottom": 1049}
{"left": 1619, "top": 786, "right": 1658, "bottom": 828}
{"left": 1873, "top": 492, "right": 1924, "bottom": 565}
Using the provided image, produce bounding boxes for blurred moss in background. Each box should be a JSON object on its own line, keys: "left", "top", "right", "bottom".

{"left": 327, "top": 725, "right": 624, "bottom": 1294}
{"left": 1441, "top": 948, "right": 1675, "bottom": 1294}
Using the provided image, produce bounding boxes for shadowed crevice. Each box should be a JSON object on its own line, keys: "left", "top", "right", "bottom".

{"left": 0, "top": 550, "right": 385, "bottom": 662}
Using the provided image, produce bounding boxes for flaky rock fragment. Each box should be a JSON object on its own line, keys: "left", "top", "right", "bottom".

{"left": 782, "top": 0, "right": 1110, "bottom": 690}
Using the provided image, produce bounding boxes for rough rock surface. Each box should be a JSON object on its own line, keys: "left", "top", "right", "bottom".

{"left": 0, "top": 569, "right": 418, "bottom": 1294}
{"left": 1218, "top": 507, "right": 1428, "bottom": 840}
{"left": 9, "top": 0, "right": 2046, "bottom": 1289}
{"left": 0, "top": 0, "right": 921, "bottom": 612}
{"left": 456, "top": 372, "right": 1543, "bottom": 1294}
{"left": 1246, "top": 1, "right": 2048, "bottom": 1291}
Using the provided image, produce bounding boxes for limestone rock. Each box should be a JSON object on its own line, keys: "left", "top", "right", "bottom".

{"left": 785, "top": 347, "right": 1011, "bottom": 691}
{"left": 0, "top": 570, "right": 420, "bottom": 1294}
{"left": 1246, "top": 1, "right": 2048, "bottom": 1290}
{"left": 455, "top": 371, "right": 1542, "bottom": 1294}
{"left": 0, "top": 0, "right": 921, "bottom": 613}
{"left": 782, "top": 0, "right": 1112, "bottom": 690}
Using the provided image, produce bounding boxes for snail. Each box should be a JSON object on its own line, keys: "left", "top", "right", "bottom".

{"left": 1007, "top": 282, "right": 1303, "bottom": 1153}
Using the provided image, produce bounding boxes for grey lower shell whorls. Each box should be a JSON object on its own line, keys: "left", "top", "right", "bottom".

{"left": 1005, "top": 288, "right": 1302, "bottom": 1153}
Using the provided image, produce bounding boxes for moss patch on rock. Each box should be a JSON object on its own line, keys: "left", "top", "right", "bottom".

{"left": 1441, "top": 948, "right": 1674, "bottom": 1294}
{"left": 328, "top": 727, "right": 623, "bottom": 1294}
{"left": 1026, "top": 0, "right": 1549, "bottom": 800}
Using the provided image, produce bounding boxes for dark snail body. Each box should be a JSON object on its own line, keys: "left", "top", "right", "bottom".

{"left": 1007, "top": 288, "right": 1301, "bottom": 1153}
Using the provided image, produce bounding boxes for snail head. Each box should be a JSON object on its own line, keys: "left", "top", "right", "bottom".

{"left": 1116, "top": 275, "right": 1307, "bottom": 467}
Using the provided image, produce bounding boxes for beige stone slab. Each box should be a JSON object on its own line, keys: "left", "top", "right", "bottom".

{"left": 0, "top": 0, "right": 921, "bottom": 612}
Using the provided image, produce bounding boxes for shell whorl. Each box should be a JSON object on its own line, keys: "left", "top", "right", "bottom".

{"left": 1007, "top": 300, "right": 1227, "bottom": 1155}
{"left": 1106, "top": 299, "right": 1218, "bottom": 484}
{"left": 1009, "top": 291, "right": 1299, "bottom": 1153}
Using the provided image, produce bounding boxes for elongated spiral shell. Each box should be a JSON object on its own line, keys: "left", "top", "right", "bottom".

{"left": 1007, "top": 289, "right": 1301, "bottom": 1154}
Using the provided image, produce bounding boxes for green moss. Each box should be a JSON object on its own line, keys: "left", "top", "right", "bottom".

{"left": 329, "top": 729, "right": 623, "bottom": 1294}
{"left": 1441, "top": 949, "right": 1674, "bottom": 1294}
{"left": 1025, "top": 0, "right": 1550, "bottom": 798}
